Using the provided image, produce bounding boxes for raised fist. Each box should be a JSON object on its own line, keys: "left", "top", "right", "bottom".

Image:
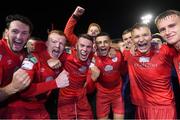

{"left": 73, "top": 6, "right": 85, "bottom": 17}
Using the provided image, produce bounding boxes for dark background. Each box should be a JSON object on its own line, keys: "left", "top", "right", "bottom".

{"left": 0, "top": 0, "right": 179, "bottom": 40}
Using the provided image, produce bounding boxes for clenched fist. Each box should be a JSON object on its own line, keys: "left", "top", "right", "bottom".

{"left": 73, "top": 6, "right": 85, "bottom": 17}
{"left": 47, "top": 58, "right": 61, "bottom": 69}
{"left": 90, "top": 65, "right": 100, "bottom": 82}
{"left": 55, "top": 70, "right": 69, "bottom": 88}
{"left": 11, "top": 69, "right": 31, "bottom": 93}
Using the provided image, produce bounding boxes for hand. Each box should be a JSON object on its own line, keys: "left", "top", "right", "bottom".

{"left": 10, "top": 69, "right": 31, "bottom": 93}
{"left": 73, "top": 6, "right": 85, "bottom": 17}
{"left": 90, "top": 65, "right": 100, "bottom": 82}
{"left": 108, "top": 48, "right": 116, "bottom": 58}
{"left": 47, "top": 58, "right": 61, "bottom": 69}
{"left": 55, "top": 70, "right": 69, "bottom": 88}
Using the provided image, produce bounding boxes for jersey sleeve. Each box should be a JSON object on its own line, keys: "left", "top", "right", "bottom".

{"left": 20, "top": 80, "right": 57, "bottom": 98}
{"left": 19, "top": 54, "right": 57, "bottom": 98}
{"left": 64, "top": 15, "right": 79, "bottom": 46}
{"left": 86, "top": 69, "right": 96, "bottom": 94}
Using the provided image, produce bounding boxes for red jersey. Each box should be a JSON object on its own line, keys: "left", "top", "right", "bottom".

{"left": 0, "top": 39, "right": 26, "bottom": 117}
{"left": 64, "top": 15, "right": 78, "bottom": 46}
{"left": 10, "top": 49, "right": 67, "bottom": 109}
{"left": 93, "top": 50, "right": 125, "bottom": 94}
{"left": 173, "top": 51, "right": 180, "bottom": 85}
{"left": 60, "top": 48, "right": 92, "bottom": 97}
{"left": 0, "top": 39, "right": 26, "bottom": 87}
{"left": 124, "top": 44, "right": 175, "bottom": 106}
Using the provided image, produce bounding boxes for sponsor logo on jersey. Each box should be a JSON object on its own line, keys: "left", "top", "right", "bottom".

{"left": 19, "top": 55, "right": 24, "bottom": 61}
{"left": 45, "top": 76, "right": 54, "bottom": 82}
{"left": 104, "top": 65, "right": 113, "bottom": 71}
{"left": 139, "top": 57, "right": 150, "bottom": 63}
{"left": 112, "top": 57, "right": 118, "bottom": 62}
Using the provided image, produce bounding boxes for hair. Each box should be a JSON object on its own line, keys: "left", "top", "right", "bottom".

{"left": 152, "top": 33, "right": 165, "bottom": 43}
{"left": 6, "top": 14, "right": 33, "bottom": 33}
{"left": 87, "top": 23, "right": 101, "bottom": 32}
{"left": 131, "top": 23, "right": 149, "bottom": 31}
{"left": 48, "top": 30, "right": 66, "bottom": 37}
{"left": 155, "top": 10, "right": 180, "bottom": 25}
{"left": 96, "top": 32, "right": 110, "bottom": 38}
{"left": 79, "top": 33, "right": 94, "bottom": 42}
{"left": 122, "top": 28, "right": 132, "bottom": 36}
{"left": 47, "top": 30, "right": 67, "bottom": 43}
{"left": 152, "top": 33, "right": 162, "bottom": 39}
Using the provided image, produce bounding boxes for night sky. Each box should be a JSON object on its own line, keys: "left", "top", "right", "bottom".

{"left": 0, "top": 0, "right": 179, "bottom": 40}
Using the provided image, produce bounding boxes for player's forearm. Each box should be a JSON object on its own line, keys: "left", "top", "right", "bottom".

{"left": 0, "top": 84, "right": 17, "bottom": 102}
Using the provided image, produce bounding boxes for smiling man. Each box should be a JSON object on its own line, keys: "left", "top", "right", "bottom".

{"left": 57, "top": 34, "right": 94, "bottom": 119}
{"left": 155, "top": 10, "right": 180, "bottom": 85}
{"left": 0, "top": 14, "right": 33, "bottom": 118}
{"left": 123, "top": 23, "right": 176, "bottom": 119}
{"left": 88, "top": 32, "right": 125, "bottom": 119}
{"left": 6, "top": 30, "right": 70, "bottom": 119}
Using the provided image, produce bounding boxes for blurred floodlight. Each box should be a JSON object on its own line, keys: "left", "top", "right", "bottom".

{"left": 141, "top": 14, "right": 153, "bottom": 24}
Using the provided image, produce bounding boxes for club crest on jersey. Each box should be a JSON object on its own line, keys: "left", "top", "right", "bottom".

{"left": 21, "top": 58, "right": 34, "bottom": 70}
{"left": 104, "top": 65, "right": 113, "bottom": 71}
{"left": 40, "top": 68, "right": 45, "bottom": 72}
{"left": 7, "top": 59, "right": 12, "bottom": 65}
{"left": 139, "top": 57, "right": 150, "bottom": 63}
{"left": 19, "top": 55, "right": 24, "bottom": 61}
{"left": 79, "top": 66, "right": 87, "bottom": 73}
{"left": 112, "top": 57, "right": 118, "bottom": 62}
{"left": 45, "top": 76, "right": 54, "bottom": 82}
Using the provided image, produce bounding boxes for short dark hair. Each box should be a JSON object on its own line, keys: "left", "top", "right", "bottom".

{"left": 96, "top": 32, "right": 110, "bottom": 38}
{"left": 79, "top": 33, "right": 94, "bottom": 42}
{"left": 131, "top": 23, "right": 149, "bottom": 31}
{"left": 122, "top": 28, "right": 132, "bottom": 36}
{"left": 155, "top": 10, "right": 180, "bottom": 25}
{"left": 6, "top": 14, "right": 33, "bottom": 33}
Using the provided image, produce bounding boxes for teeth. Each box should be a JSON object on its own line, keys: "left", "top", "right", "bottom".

{"left": 14, "top": 39, "right": 22, "bottom": 44}
{"left": 81, "top": 51, "right": 86, "bottom": 55}
{"left": 52, "top": 50, "right": 59, "bottom": 57}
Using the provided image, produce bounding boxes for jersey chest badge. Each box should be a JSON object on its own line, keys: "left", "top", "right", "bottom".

{"left": 104, "top": 65, "right": 113, "bottom": 72}
{"left": 139, "top": 57, "right": 150, "bottom": 63}
{"left": 112, "top": 57, "right": 118, "bottom": 62}
{"left": 7, "top": 59, "right": 12, "bottom": 65}
{"left": 45, "top": 76, "right": 54, "bottom": 82}
{"left": 40, "top": 68, "right": 45, "bottom": 72}
{"left": 79, "top": 66, "right": 87, "bottom": 73}
{"left": 19, "top": 55, "right": 24, "bottom": 61}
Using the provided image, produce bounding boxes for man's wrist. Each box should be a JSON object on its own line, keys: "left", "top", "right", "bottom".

{"left": 72, "top": 14, "right": 80, "bottom": 21}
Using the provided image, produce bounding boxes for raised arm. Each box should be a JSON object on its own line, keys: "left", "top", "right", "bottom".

{"left": 64, "top": 6, "right": 85, "bottom": 46}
